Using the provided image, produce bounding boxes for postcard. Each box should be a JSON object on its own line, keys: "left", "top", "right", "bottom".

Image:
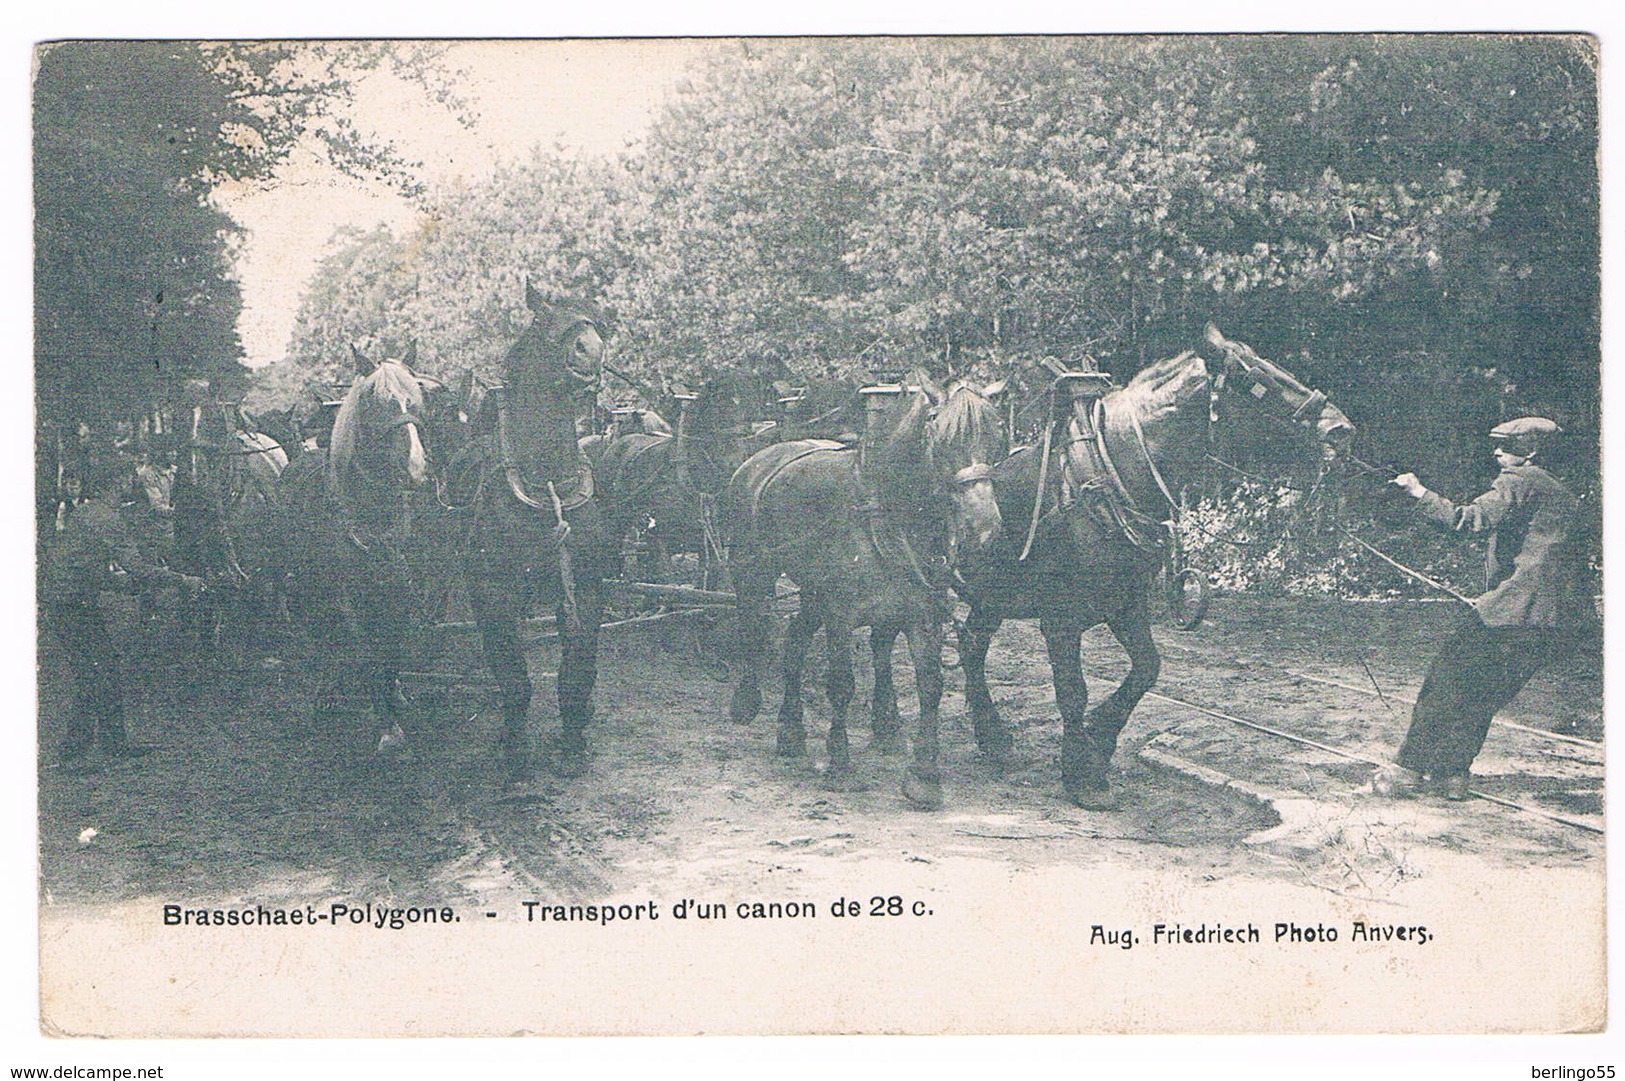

{"left": 33, "top": 34, "right": 1604, "bottom": 1038}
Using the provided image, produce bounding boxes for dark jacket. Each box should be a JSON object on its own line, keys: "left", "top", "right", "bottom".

{"left": 41, "top": 500, "right": 183, "bottom": 606}
{"left": 1416, "top": 462, "right": 1580, "bottom": 628}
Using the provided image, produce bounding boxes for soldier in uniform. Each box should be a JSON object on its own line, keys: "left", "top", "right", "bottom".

{"left": 41, "top": 450, "right": 203, "bottom": 771}
{"left": 1374, "top": 416, "right": 1583, "bottom": 800}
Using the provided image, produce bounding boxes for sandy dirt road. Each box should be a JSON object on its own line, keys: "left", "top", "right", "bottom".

{"left": 36, "top": 592, "right": 1604, "bottom": 1035}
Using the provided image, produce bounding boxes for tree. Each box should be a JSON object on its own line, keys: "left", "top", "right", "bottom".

{"left": 276, "top": 149, "right": 642, "bottom": 402}
{"left": 35, "top": 40, "right": 470, "bottom": 427}
{"left": 35, "top": 42, "right": 249, "bottom": 427}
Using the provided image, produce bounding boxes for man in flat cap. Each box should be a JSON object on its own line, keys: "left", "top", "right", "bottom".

{"left": 42, "top": 450, "right": 204, "bottom": 771}
{"left": 1374, "top": 416, "right": 1584, "bottom": 800}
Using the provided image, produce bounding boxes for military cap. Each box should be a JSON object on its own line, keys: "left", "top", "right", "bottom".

{"left": 1489, "top": 416, "right": 1561, "bottom": 456}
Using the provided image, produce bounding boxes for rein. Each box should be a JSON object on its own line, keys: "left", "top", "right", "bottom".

{"left": 1019, "top": 350, "right": 1344, "bottom": 569}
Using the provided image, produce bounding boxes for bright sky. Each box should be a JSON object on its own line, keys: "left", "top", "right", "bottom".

{"left": 213, "top": 39, "right": 713, "bottom": 368}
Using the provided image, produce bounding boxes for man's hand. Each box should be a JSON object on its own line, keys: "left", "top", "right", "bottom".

{"left": 1391, "top": 472, "right": 1426, "bottom": 498}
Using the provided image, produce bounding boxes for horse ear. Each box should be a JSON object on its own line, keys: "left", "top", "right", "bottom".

{"left": 908, "top": 367, "right": 943, "bottom": 403}
{"left": 1198, "top": 324, "right": 1233, "bottom": 366}
{"left": 525, "top": 278, "right": 551, "bottom": 315}
{"left": 351, "top": 345, "right": 377, "bottom": 376}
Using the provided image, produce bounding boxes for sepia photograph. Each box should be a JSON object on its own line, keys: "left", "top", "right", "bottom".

{"left": 28, "top": 31, "right": 1607, "bottom": 1049}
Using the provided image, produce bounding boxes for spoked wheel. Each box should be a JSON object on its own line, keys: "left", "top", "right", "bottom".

{"left": 1165, "top": 567, "right": 1211, "bottom": 630}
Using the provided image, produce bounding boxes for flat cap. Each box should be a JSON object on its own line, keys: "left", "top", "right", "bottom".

{"left": 1489, "top": 416, "right": 1562, "bottom": 440}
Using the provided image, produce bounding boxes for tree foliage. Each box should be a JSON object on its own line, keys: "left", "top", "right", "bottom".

{"left": 273, "top": 35, "right": 1598, "bottom": 500}
{"left": 35, "top": 40, "right": 469, "bottom": 428}
{"left": 35, "top": 42, "right": 249, "bottom": 426}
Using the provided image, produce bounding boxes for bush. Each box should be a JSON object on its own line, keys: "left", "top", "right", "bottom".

{"left": 1178, "top": 478, "right": 1485, "bottom": 599}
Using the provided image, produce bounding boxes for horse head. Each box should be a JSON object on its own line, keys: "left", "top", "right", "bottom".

{"left": 865, "top": 370, "right": 1006, "bottom": 561}
{"left": 416, "top": 368, "right": 480, "bottom": 463}
{"left": 1201, "top": 325, "right": 1355, "bottom": 453}
{"left": 928, "top": 378, "right": 1009, "bottom": 560}
{"left": 680, "top": 365, "right": 772, "bottom": 489}
{"left": 505, "top": 280, "right": 608, "bottom": 401}
{"left": 330, "top": 347, "right": 430, "bottom": 511}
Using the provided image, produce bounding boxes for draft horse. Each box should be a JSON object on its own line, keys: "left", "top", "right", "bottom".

{"left": 953, "top": 326, "right": 1355, "bottom": 809}
{"left": 594, "top": 367, "right": 771, "bottom": 586}
{"left": 725, "top": 374, "right": 1008, "bottom": 809}
{"left": 280, "top": 345, "right": 432, "bottom": 753}
{"left": 171, "top": 385, "right": 289, "bottom": 660}
{"left": 457, "top": 282, "right": 614, "bottom": 778}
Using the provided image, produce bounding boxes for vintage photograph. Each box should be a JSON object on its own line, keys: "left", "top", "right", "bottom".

{"left": 33, "top": 35, "right": 1603, "bottom": 1038}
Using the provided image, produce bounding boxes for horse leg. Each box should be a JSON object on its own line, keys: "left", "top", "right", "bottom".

{"left": 820, "top": 610, "right": 859, "bottom": 790}
{"left": 960, "top": 603, "right": 1014, "bottom": 763}
{"left": 1042, "top": 617, "right": 1106, "bottom": 809}
{"left": 900, "top": 618, "right": 945, "bottom": 810}
{"left": 727, "top": 566, "right": 775, "bottom": 725}
{"left": 1078, "top": 597, "right": 1162, "bottom": 793}
{"left": 776, "top": 592, "right": 825, "bottom": 757}
{"left": 303, "top": 590, "right": 344, "bottom": 734}
{"left": 469, "top": 574, "right": 533, "bottom": 779}
{"left": 552, "top": 577, "right": 603, "bottom": 778}
{"left": 357, "top": 569, "right": 409, "bottom": 755}
{"left": 868, "top": 622, "right": 906, "bottom": 755}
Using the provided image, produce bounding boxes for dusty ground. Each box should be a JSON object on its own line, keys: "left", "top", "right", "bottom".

{"left": 38, "top": 590, "right": 1602, "bottom": 912}
{"left": 35, "top": 588, "right": 1608, "bottom": 1036}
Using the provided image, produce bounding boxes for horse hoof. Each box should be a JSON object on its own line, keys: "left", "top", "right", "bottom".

{"left": 977, "top": 747, "right": 1026, "bottom": 775}
{"left": 870, "top": 731, "right": 907, "bottom": 756}
{"left": 1067, "top": 783, "right": 1118, "bottom": 811}
{"left": 730, "top": 689, "right": 762, "bottom": 726}
{"left": 902, "top": 769, "right": 944, "bottom": 811}
{"left": 820, "top": 765, "right": 867, "bottom": 792}
{"left": 376, "top": 724, "right": 408, "bottom": 755}
{"left": 550, "top": 741, "right": 590, "bottom": 778}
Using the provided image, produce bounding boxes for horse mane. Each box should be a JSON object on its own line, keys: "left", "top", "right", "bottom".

{"left": 329, "top": 359, "right": 423, "bottom": 492}
{"left": 930, "top": 381, "right": 1008, "bottom": 462}
{"left": 1112, "top": 350, "right": 1209, "bottom": 418}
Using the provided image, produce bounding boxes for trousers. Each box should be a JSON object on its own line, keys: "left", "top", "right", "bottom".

{"left": 1396, "top": 613, "right": 1571, "bottom": 777}
{"left": 47, "top": 600, "right": 128, "bottom": 754}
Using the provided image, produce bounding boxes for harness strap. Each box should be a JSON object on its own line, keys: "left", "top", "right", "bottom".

{"left": 1291, "top": 388, "right": 1328, "bottom": 422}
{"left": 1017, "top": 419, "right": 1054, "bottom": 562}
{"left": 1089, "top": 398, "right": 1135, "bottom": 510}
{"left": 672, "top": 400, "right": 692, "bottom": 491}
{"left": 743, "top": 440, "right": 845, "bottom": 519}
{"left": 1125, "top": 405, "right": 1180, "bottom": 513}
{"left": 547, "top": 480, "right": 581, "bottom": 632}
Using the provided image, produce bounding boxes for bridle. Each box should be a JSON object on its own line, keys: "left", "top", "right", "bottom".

{"left": 1020, "top": 346, "right": 1342, "bottom": 562}
{"left": 554, "top": 316, "right": 605, "bottom": 395}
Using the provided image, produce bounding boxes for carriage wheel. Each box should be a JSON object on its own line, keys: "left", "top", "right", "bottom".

{"left": 1166, "top": 567, "right": 1210, "bottom": 630}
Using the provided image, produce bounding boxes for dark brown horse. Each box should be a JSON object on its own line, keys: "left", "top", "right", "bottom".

{"left": 454, "top": 283, "right": 613, "bottom": 778}
{"left": 593, "top": 367, "right": 772, "bottom": 587}
{"left": 724, "top": 375, "right": 1008, "bottom": 809}
{"left": 953, "top": 327, "right": 1355, "bottom": 809}
{"left": 279, "top": 346, "right": 431, "bottom": 753}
